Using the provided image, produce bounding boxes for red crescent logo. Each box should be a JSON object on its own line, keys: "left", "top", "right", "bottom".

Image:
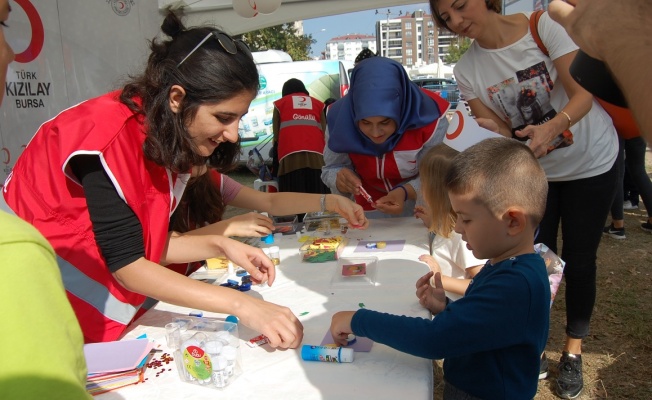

{"left": 13, "top": 0, "right": 45, "bottom": 63}
{"left": 1, "top": 148, "right": 10, "bottom": 165}
{"left": 299, "top": 96, "right": 306, "bottom": 102}
{"left": 118, "top": 1, "right": 125, "bottom": 10}
{"left": 445, "top": 111, "right": 464, "bottom": 140}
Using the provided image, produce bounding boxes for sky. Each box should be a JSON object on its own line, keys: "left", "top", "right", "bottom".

{"left": 302, "top": 3, "right": 431, "bottom": 58}
{"left": 301, "top": 0, "right": 538, "bottom": 58}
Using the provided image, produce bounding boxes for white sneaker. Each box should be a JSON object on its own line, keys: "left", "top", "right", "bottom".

{"left": 623, "top": 200, "right": 639, "bottom": 210}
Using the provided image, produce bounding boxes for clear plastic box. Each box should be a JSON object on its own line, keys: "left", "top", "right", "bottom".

{"left": 271, "top": 214, "right": 299, "bottom": 235}
{"left": 330, "top": 256, "right": 378, "bottom": 288}
{"left": 170, "top": 317, "right": 242, "bottom": 390}
{"left": 299, "top": 235, "right": 348, "bottom": 263}
{"left": 303, "top": 211, "right": 342, "bottom": 234}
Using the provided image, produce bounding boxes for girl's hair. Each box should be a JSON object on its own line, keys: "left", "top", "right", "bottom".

{"left": 171, "top": 171, "right": 225, "bottom": 232}
{"left": 419, "top": 143, "right": 460, "bottom": 237}
{"left": 429, "top": 0, "right": 502, "bottom": 32}
{"left": 120, "top": 10, "right": 259, "bottom": 174}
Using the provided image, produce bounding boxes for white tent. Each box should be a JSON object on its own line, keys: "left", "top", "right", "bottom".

{"left": 159, "top": 0, "right": 427, "bottom": 34}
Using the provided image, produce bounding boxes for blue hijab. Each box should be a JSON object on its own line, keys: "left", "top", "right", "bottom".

{"left": 327, "top": 57, "right": 442, "bottom": 157}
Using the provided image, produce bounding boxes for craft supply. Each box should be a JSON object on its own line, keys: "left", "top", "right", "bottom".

{"left": 365, "top": 242, "right": 377, "bottom": 249}
{"left": 247, "top": 334, "right": 270, "bottom": 348}
{"left": 165, "top": 322, "right": 181, "bottom": 351}
{"left": 339, "top": 218, "right": 348, "bottom": 234}
{"left": 300, "top": 345, "right": 354, "bottom": 363}
{"left": 346, "top": 334, "right": 357, "bottom": 346}
{"left": 268, "top": 246, "right": 280, "bottom": 265}
{"left": 358, "top": 185, "right": 374, "bottom": 205}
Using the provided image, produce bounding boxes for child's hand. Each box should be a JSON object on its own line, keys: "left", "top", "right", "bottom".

{"left": 415, "top": 271, "right": 447, "bottom": 315}
{"left": 330, "top": 311, "right": 356, "bottom": 346}
{"left": 374, "top": 191, "right": 404, "bottom": 215}
{"left": 419, "top": 254, "right": 442, "bottom": 275}
{"left": 413, "top": 206, "right": 431, "bottom": 228}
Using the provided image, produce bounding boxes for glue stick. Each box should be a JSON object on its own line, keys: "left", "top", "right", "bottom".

{"left": 300, "top": 345, "right": 354, "bottom": 363}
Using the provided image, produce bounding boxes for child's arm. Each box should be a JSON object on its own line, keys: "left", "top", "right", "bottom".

{"left": 415, "top": 271, "right": 447, "bottom": 314}
{"left": 419, "top": 255, "right": 480, "bottom": 296}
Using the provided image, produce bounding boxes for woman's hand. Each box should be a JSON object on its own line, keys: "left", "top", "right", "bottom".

{"left": 514, "top": 123, "right": 561, "bottom": 158}
{"left": 220, "top": 238, "right": 276, "bottom": 285}
{"left": 374, "top": 190, "right": 405, "bottom": 215}
{"left": 222, "top": 212, "right": 274, "bottom": 237}
{"left": 325, "top": 194, "right": 369, "bottom": 230}
{"left": 415, "top": 271, "right": 447, "bottom": 315}
{"left": 335, "top": 168, "right": 362, "bottom": 195}
{"left": 236, "top": 296, "right": 304, "bottom": 349}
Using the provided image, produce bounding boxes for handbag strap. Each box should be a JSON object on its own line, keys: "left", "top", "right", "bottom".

{"left": 529, "top": 10, "right": 549, "bottom": 57}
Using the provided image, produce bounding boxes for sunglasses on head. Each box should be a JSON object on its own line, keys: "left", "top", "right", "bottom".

{"left": 177, "top": 31, "right": 252, "bottom": 67}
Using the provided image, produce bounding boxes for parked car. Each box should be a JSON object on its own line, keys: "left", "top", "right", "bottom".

{"left": 412, "top": 77, "right": 460, "bottom": 109}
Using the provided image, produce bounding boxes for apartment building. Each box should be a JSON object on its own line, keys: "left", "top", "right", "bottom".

{"left": 375, "top": 10, "right": 457, "bottom": 67}
{"left": 324, "top": 34, "right": 377, "bottom": 63}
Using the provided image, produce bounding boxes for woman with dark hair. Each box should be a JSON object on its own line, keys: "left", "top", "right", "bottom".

{"left": 2, "top": 11, "right": 303, "bottom": 347}
{"left": 270, "top": 78, "right": 329, "bottom": 218}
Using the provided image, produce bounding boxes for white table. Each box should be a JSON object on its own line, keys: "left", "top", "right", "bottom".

{"left": 97, "top": 217, "right": 434, "bottom": 400}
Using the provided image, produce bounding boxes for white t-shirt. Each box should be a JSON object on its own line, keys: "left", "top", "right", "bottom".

{"left": 454, "top": 12, "right": 617, "bottom": 181}
{"left": 430, "top": 231, "right": 485, "bottom": 301}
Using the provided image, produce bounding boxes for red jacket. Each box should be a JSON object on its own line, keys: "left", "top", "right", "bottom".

{"left": 274, "top": 94, "right": 325, "bottom": 161}
{"left": 349, "top": 92, "right": 449, "bottom": 210}
{"left": 3, "top": 91, "right": 188, "bottom": 342}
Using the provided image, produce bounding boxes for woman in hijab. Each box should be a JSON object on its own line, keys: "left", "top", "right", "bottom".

{"left": 321, "top": 57, "right": 450, "bottom": 218}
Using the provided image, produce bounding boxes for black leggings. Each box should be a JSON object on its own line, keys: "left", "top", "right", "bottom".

{"left": 536, "top": 161, "right": 618, "bottom": 339}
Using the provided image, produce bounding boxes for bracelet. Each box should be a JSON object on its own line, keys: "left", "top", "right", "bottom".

{"left": 320, "top": 194, "right": 326, "bottom": 213}
{"left": 394, "top": 185, "right": 408, "bottom": 201}
{"left": 559, "top": 110, "right": 572, "bottom": 129}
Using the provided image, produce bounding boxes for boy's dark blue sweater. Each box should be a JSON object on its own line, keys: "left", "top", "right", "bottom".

{"left": 351, "top": 253, "right": 550, "bottom": 400}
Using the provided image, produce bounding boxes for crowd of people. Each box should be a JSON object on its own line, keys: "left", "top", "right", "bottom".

{"left": 1, "top": 0, "right": 650, "bottom": 398}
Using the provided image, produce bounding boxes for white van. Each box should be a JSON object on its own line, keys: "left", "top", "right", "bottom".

{"left": 238, "top": 57, "right": 351, "bottom": 164}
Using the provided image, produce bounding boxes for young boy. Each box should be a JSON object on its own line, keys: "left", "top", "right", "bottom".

{"left": 330, "top": 138, "right": 551, "bottom": 399}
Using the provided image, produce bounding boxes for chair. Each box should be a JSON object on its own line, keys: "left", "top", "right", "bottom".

{"left": 253, "top": 179, "right": 278, "bottom": 193}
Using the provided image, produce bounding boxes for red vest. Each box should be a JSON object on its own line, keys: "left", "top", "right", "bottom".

{"left": 274, "top": 95, "right": 325, "bottom": 161}
{"left": 349, "top": 91, "right": 449, "bottom": 210}
{"left": 3, "top": 91, "right": 188, "bottom": 343}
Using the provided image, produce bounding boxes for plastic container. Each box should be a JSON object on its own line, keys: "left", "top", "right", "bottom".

{"left": 171, "top": 317, "right": 242, "bottom": 390}
{"left": 299, "top": 235, "right": 348, "bottom": 263}
{"left": 268, "top": 246, "right": 280, "bottom": 265}
{"left": 271, "top": 214, "right": 299, "bottom": 235}
{"left": 303, "top": 211, "right": 342, "bottom": 233}
{"left": 330, "top": 256, "right": 378, "bottom": 288}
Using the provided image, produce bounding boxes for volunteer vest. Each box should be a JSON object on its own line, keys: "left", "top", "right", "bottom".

{"left": 349, "top": 91, "right": 449, "bottom": 210}
{"left": 3, "top": 91, "right": 188, "bottom": 343}
{"left": 274, "top": 95, "right": 325, "bottom": 161}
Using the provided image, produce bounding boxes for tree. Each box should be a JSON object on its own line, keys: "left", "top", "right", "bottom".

{"left": 239, "top": 24, "right": 315, "bottom": 61}
{"left": 444, "top": 37, "right": 472, "bottom": 64}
